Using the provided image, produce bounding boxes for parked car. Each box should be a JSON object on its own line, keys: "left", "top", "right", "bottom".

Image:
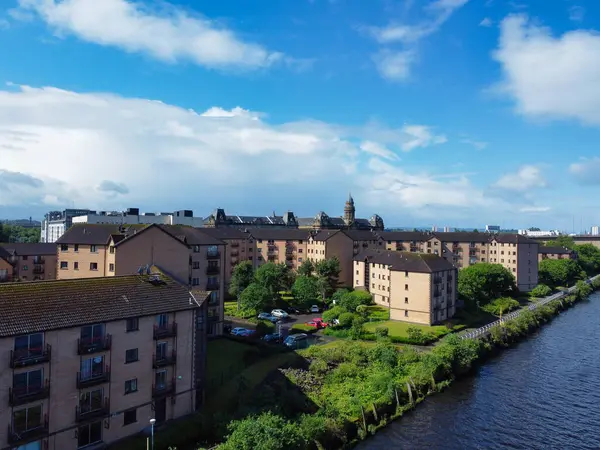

{"left": 262, "top": 333, "right": 281, "bottom": 343}
{"left": 305, "top": 321, "right": 320, "bottom": 329}
{"left": 310, "top": 305, "right": 320, "bottom": 313}
{"left": 239, "top": 329, "right": 256, "bottom": 337}
{"left": 287, "top": 306, "right": 301, "bottom": 314}
{"left": 313, "top": 318, "right": 329, "bottom": 328}
{"left": 258, "top": 313, "right": 279, "bottom": 323}
{"left": 271, "top": 309, "right": 289, "bottom": 319}
{"left": 231, "top": 327, "right": 249, "bottom": 336}
{"left": 284, "top": 333, "right": 308, "bottom": 348}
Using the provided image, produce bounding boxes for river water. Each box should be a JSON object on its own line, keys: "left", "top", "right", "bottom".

{"left": 360, "top": 292, "right": 600, "bottom": 450}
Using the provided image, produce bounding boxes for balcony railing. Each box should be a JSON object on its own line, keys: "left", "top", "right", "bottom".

{"left": 10, "top": 345, "right": 52, "bottom": 369}
{"left": 206, "top": 252, "right": 220, "bottom": 260}
{"left": 8, "top": 414, "right": 49, "bottom": 446}
{"left": 152, "top": 378, "right": 176, "bottom": 398}
{"left": 206, "top": 282, "right": 220, "bottom": 291}
{"left": 230, "top": 242, "right": 239, "bottom": 248}
{"left": 9, "top": 380, "right": 50, "bottom": 407}
{"left": 33, "top": 257, "right": 45, "bottom": 264}
{"left": 77, "top": 334, "right": 112, "bottom": 355}
{"left": 75, "top": 397, "right": 110, "bottom": 423}
{"left": 33, "top": 265, "right": 45, "bottom": 274}
{"left": 76, "top": 366, "right": 111, "bottom": 389}
{"left": 206, "top": 266, "right": 220, "bottom": 275}
{"left": 154, "top": 323, "right": 177, "bottom": 340}
{"left": 153, "top": 350, "right": 177, "bottom": 368}
{"left": 231, "top": 250, "right": 239, "bottom": 257}
{"left": 286, "top": 254, "right": 294, "bottom": 261}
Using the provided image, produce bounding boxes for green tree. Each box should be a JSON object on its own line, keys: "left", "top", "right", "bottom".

{"left": 481, "top": 297, "right": 520, "bottom": 315}
{"left": 297, "top": 259, "right": 314, "bottom": 277}
{"left": 529, "top": 284, "right": 552, "bottom": 298}
{"left": 314, "top": 257, "right": 341, "bottom": 301}
{"left": 254, "top": 262, "right": 292, "bottom": 301}
{"left": 0, "top": 225, "right": 39, "bottom": 243}
{"left": 229, "top": 261, "right": 254, "bottom": 310}
{"left": 291, "top": 275, "right": 320, "bottom": 309}
{"left": 457, "top": 263, "right": 517, "bottom": 308}
{"left": 219, "top": 412, "right": 306, "bottom": 450}
{"left": 239, "top": 283, "right": 271, "bottom": 313}
{"left": 543, "top": 235, "right": 575, "bottom": 249}
{"left": 574, "top": 244, "right": 600, "bottom": 275}
{"left": 337, "top": 290, "right": 373, "bottom": 312}
{"left": 321, "top": 305, "right": 345, "bottom": 323}
{"left": 538, "top": 258, "right": 581, "bottom": 288}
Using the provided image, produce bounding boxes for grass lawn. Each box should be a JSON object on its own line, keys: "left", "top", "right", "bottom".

{"left": 363, "top": 320, "right": 452, "bottom": 338}
{"left": 206, "top": 338, "right": 259, "bottom": 392}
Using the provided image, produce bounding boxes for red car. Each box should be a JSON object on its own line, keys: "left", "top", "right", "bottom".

{"left": 305, "top": 318, "right": 328, "bottom": 329}
{"left": 314, "top": 318, "right": 329, "bottom": 328}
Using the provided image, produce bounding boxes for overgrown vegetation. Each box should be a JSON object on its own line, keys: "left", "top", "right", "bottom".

{"left": 0, "top": 224, "right": 39, "bottom": 243}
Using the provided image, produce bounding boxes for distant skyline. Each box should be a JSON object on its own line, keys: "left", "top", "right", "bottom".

{"left": 1, "top": 0, "right": 600, "bottom": 230}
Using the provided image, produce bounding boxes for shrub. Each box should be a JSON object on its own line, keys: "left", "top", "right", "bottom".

{"left": 322, "top": 306, "right": 345, "bottom": 323}
{"left": 290, "top": 324, "right": 318, "bottom": 334}
{"left": 255, "top": 320, "right": 275, "bottom": 336}
{"left": 338, "top": 312, "right": 357, "bottom": 328}
{"left": 375, "top": 327, "right": 389, "bottom": 338}
{"left": 481, "top": 297, "right": 520, "bottom": 315}
{"left": 529, "top": 284, "right": 552, "bottom": 298}
{"left": 406, "top": 327, "right": 435, "bottom": 345}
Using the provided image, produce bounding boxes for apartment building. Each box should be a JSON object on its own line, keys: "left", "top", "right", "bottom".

{"left": 538, "top": 246, "right": 578, "bottom": 262}
{"left": 487, "top": 234, "right": 539, "bottom": 291}
{"left": 0, "top": 273, "right": 209, "bottom": 450}
{"left": 307, "top": 229, "right": 386, "bottom": 286}
{"left": 248, "top": 228, "right": 311, "bottom": 270}
{"left": 0, "top": 243, "right": 57, "bottom": 282}
{"left": 112, "top": 224, "right": 226, "bottom": 336}
{"left": 56, "top": 224, "right": 147, "bottom": 279}
{"left": 41, "top": 209, "right": 92, "bottom": 243}
{"left": 353, "top": 250, "right": 457, "bottom": 325}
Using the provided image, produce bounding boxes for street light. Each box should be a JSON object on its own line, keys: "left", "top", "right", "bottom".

{"left": 149, "top": 418, "right": 156, "bottom": 450}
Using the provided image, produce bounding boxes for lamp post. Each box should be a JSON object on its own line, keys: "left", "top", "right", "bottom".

{"left": 149, "top": 418, "right": 156, "bottom": 450}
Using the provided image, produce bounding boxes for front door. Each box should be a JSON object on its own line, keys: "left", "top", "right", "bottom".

{"left": 154, "top": 398, "right": 167, "bottom": 424}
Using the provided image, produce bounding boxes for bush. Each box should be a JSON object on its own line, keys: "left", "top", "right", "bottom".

{"left": 255, "top": 320, "right": 275, "bottom": 337}
{"left": 322, "top": 306, "right": 345, "bottom": 323}
{"left": 529, "top": 284, "right": 552, "bottom": 298}
{"left": 338, "top": 312, "right": 357, "bottom": 328}
{"left": 290, "top": 324, "right": 318, "bottom": 334}
{"left": 481, "top": 297, "right": 520, "bottom": 315}
{"left": 374, "top": 327, "right": 389, "bottom": 338}
{"left": 406, "top": 327, "right": 435, "bottom": 345}
{"left": 337, "top": 290, "right": 373, "bottom": 312}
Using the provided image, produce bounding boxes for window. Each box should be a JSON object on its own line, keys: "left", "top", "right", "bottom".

{"left": 60, "top": 261, "right": 68, "bottom": 270}
{"left": 89, "top": 262, "right": 98, "bottom": 271}
{"left": 109, "top": 263, "right": 115, "bottom": 272}
{"left": 60, "top": 244, "right": 68, "bottom": 251}
{"left": 192, "top": 278, "right": 199, "bottom": 286}
{"left": 90, "top": 245, "right": 97, "bottom": 253}
{"left": 405, "top": 284, "right": 409, "bottom": 291}
{"left": 258, "top": 239, "right": 263, "bottom": 243}
{"left": 109, "top": 246, "right": 115, "bottom": 254}
{"left": 298, "top": 257, "right": 303, "bottom": 263}
{"left": 79, "top": 388, "right": 103, "bottom": 414}
{"left": 192, "top": 261, "right": 200, "bottom": 269}
{"left": 12, "top": 404, "right": 43, "bottom": 435}
{"left": 13, "top": 369, "right": 43, "bottom": 395}
{"left": 156, "top": 342, "right": 167, "bottom": 360}
{"left": 14, "top": 333, "right": 44, "bottom": 360}
{"left": 156, "top": 313, "right": 168, "bottom": 328}
{"left": 155, "top": 370, "right": 167, "bottom": 390}
{"left": 22, "top": 255, "right": 28, "bottom": 261}
{"left": 404, "top": 310, "right": 409, "bottom": 317}
{"left": 74, "top": 244, "right": 79, "bottom": 252}
{"left": 78, "top": 421, "right": 102, "bottom": 448}
{"left": 74, "top": 262, "right": 79, "bottom": 270}
{"left": 123, "top": 408, "right": 137, "bottom": 426}
{"left": 299, "top": 240, "right": 303, "bottom": 244}
{"left": 126, "top": 318, "right": 139, "bottom": 332}
{"left": 298, "top": 249, "right": 303, "bottom": 253}
{"left": 81, "top": 324, "right": 104, "bottom": 345}
{"left": 356, "top": 280, "right": 359, "bottom": 285}
{"left": 405, "top": 297, "right": 408, "bottom": 304}
{"left": 124, "top": 378, "right": 138, "bottom": 394}
{"left": 80, "top": 356, "right": 105, "bottom": 381}
{"left": 125, "top": 349, "right": 138, "bottom": 363}
{"left": 405, "top": 271, "right": 409, "bottom": 277}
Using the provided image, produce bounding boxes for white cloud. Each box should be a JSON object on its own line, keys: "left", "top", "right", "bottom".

{"left": 493, "top": 165, "right": 547, "bottom": 192}
{"left": 16, "top": 0, "right": 284, "bottom": 70}
{"left": 359, "top": 141, "right": 399, "bottom": 160}
{"left": 479, "top": 17, "right": 492, "bottom": 27}
{"left": 569, "top": 5, "right": 584, "bottom": 22}
{"left": 519, "top": 206, "right": 550, "bottom": 213}
{"left": 569, "top": 157, "right": 600, "bottom": 185}
{"left": 365, "top": 0, "right": 468, "bottom": 80}
{"left": 0, "top": 84, "right": 450, "bottom": 214}
{"left": 460, "top": 138, "right": 487, "bottom": 150}
{"left": 493, "top": 14, "right": 600, "bottom": 125}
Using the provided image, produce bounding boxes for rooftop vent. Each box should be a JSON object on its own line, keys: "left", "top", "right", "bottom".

{"left": 148, "top": 274, "right": 166, "bottom": 286}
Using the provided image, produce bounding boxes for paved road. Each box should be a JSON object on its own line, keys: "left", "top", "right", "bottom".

{"left": 225, "top": 311, "right": 325, "bottom": 329}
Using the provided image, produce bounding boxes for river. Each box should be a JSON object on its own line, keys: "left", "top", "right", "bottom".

{"left": 359, "top": 292, "right": 600, "bottom": 450}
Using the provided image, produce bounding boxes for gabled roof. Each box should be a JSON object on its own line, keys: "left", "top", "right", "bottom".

{"left": 158, "top": 225, "right": 225, "bottom": 246}
{"left": 247, "top": 228, "right": 311, "bottom": 241}
{"left": 354, "top": 250, "right": 454, "bottom": 273}
{"left": 342, "top": 230, "right": 384, "bottom": 241}
{"left": 0, "top": 243, "right": 56, "bottom": 256}
{"left": 56, "top": 224, "right": 147, "bottom": 245}
{"left": 492, "top": 234, "right": 539, "bottom": 244}
{"left": 432, "top": 231, "right": 492, "bottom": 243}
{"left": 539, "top": 246, "right": 574, "bottom": 255}
{"left": 379, "top": 231, "right": 432, "bottom": 242}
{"left": 311, "top": 229, "right": 344, "bottom": 242}
{"left": 197, "top": 228, "right": 250, "bottom": 240}
{"left": 0, "top": 274, "right": 209, "bottom": 337}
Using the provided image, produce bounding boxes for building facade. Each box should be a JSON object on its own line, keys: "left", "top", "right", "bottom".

{"left": 538, "top": 246, "right": 577, "bottom": 262}
{"left": 248, "top": 228, "right": 311, "bottom": 272}
{"left": 0, "top": 274, "right": 208, "bottom": 450}
{"left": 0, "top": 243, "right": 58, "bottom": 283}
{"left": 353, "top": 250, "right": 457, "bottom": 325}
{"left": 41, "top": 209, "right": 92, "bottom": 243}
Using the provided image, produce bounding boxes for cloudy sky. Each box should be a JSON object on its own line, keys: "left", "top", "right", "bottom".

{"left": 1, "top": 0, "right": 599, "bottom": 231}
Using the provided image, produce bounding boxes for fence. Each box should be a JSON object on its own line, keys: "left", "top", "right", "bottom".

{"left": 461, "top": 275, "right": 600, "bottom": 341}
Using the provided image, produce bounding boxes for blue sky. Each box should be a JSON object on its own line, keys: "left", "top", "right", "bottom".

{"left": 0, "top": 0, "right": 599, "bottom": 231}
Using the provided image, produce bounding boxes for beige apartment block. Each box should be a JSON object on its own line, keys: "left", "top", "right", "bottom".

{"left": 307, "top": 229, "right": 386, "bottom": 286}
{"left": 113, "top": 224, "right": 227, "bottom": 336}
{"left": 353, "top": 250, "right": 457, "bottom": 325}
{"left": 538, "top": 246, "right": 577, "bottom": 262}
{"left": 488, "top": 234, "right": 539, "bottom": 291}
{"left": 0, "top": 243, "right": 58, "bottom": 282}
{"left": 0, "top": 274, "right": 209, "bottom": 450}
{"left": 248, "top": 228, "right": 311, "bottom": 271}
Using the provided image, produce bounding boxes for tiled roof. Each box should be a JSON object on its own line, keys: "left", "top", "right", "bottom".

{"left": 539, "top": 246, "right": 573, "bottom": 255}
{"left": 0, "top": 274, "right": 209, "bottom": 337}
{"left": 343, "top": 230, "right": 384, "bottom": 241}
{"left": 157, "top": 225, "right": 225, "bottom": 246}
{"left": 379, "top": 231, "right": 432, "bottom": 242}
{"left": 354, "top": 250, "right": 455, "bottom": 273}
{"left": 0, "top": 246, "right": 10, "bottom": 260}
{"left": 432, "top": 231, "right": 492, "bottom": 243}
{"left": 311, "top": 230, "right": 343, "bottom": 242}
{"left": 197, "top": 228, "right": 250, "bottom": 240}
{"left": 247, "top": 228, "right": 311, "bottom": 241}
{"left": 57, "top": 224, "right": 147, "bottom": 245}
{"left": 0, "top": 243, "right": 56, "bottom": 256}
{"left": 493, "top": 234, "right": 539, "bottom": 244}
{"left": 297, "top": 217, "right": 315, "bottom": 227}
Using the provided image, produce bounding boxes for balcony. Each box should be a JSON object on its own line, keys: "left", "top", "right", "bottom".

{"left": 286, "top": 254, "right": 294, "bottom": 261}
{"left": 77, "top": 335, "right": 112, "bottom": 355}
{"left": 206, "top": 266, "right": 220, "bottom": 275}
{"left": 33, "top": 265, "right": 45, "bottom": 274}
{"left": 433, "top": 276, "right": 442, "bottom": 284}
{"left": 206, "top": 252, "right": 220, "bottom": 260}
{"left": 285, "top": 241, "right": 295, "bottom": 249}
{"left": 154, "top": 323, "right": 177, "bottom": 340}
{"left": 231, "top": 250, "right": 239, "bottom": 257}
{"left": 10, "top": 345, "right": 52, "bottom": 369}
{"left": 230, "top": 242, "right": 239, "bottom": 248}
{"left": 152, "top": 378, "right": 176, "bottom": 398}
{"left": 206, "top": 281, "right": 220, "bottom": 291}
{"left": 153, "top": 350, "right": 177, "bottom": 368}
{"left": 75, "top": 397, "right": 110, "bottom": 423}
{"left": 33, "top": 257, "right": 45, "bottom": 264}
{"left": 7, "top": 415, "right": 49, "bottom": 446}
{"left": 76, "top": 366, "right": 110, "bottom": 389}
{"left": 9, "top": 380, "right": 50, "bottom": 407}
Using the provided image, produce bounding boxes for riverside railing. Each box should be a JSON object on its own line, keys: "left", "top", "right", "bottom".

{"left": 461, "top": 275, "right": 600, "bottom": 341}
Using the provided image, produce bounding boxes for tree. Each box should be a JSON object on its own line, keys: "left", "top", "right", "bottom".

{"left": 219, "top": 412, "right": 306, "bottom": 450}
{"left": 314, "top": 258, "right": 341, "bottom": 301}
{"left": 481, "top": 297, "right": 520, "bottom": 315}
{"left": 239, "top": 283, "right": 271, "bottom": 313}
{"left": 229, "top": 261, "right": 254, "bottom": 309}
{"left": 543, "top": 235, "right": 575, "bottom": 250}
{"left": 337, "top": 290, "right": 373, "bottom": 312}
{"left": 297, "top": 259, "right": 315, "bottom": 277}
{"left": 291, "top": 275, "right": 320, "bottom": 310}
{"left": 254, "top": 262, "right": 292, "bottom": 301}
{"left": 574, "top": 244, "right": 600, "bottom": 275}
{"left": 538, "top": 258, "right": 581, "bottom": 288}
{"left": 457, "top": 263, "right": 517, "bottom": 308}
{"left": 0, "top": 224, "right": 39, "bottom": 243}
{"left": 529, "top": 284, "right": 552, "bottom": 298}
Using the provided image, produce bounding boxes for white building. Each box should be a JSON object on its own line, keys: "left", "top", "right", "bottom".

{"left": 592, "top": 226, "right": 599, "bottom": 236}
{"left": 486, "top": 225, "right": 500, "bottom": 232}
{"left": 518, "top": 229, "right": 561, "bottom": 238}
{"left": 72, "top": 208, "right": 205, "bottom": 228}
{"left": 41, "top": 209, "right": 92, "bottom": 243}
